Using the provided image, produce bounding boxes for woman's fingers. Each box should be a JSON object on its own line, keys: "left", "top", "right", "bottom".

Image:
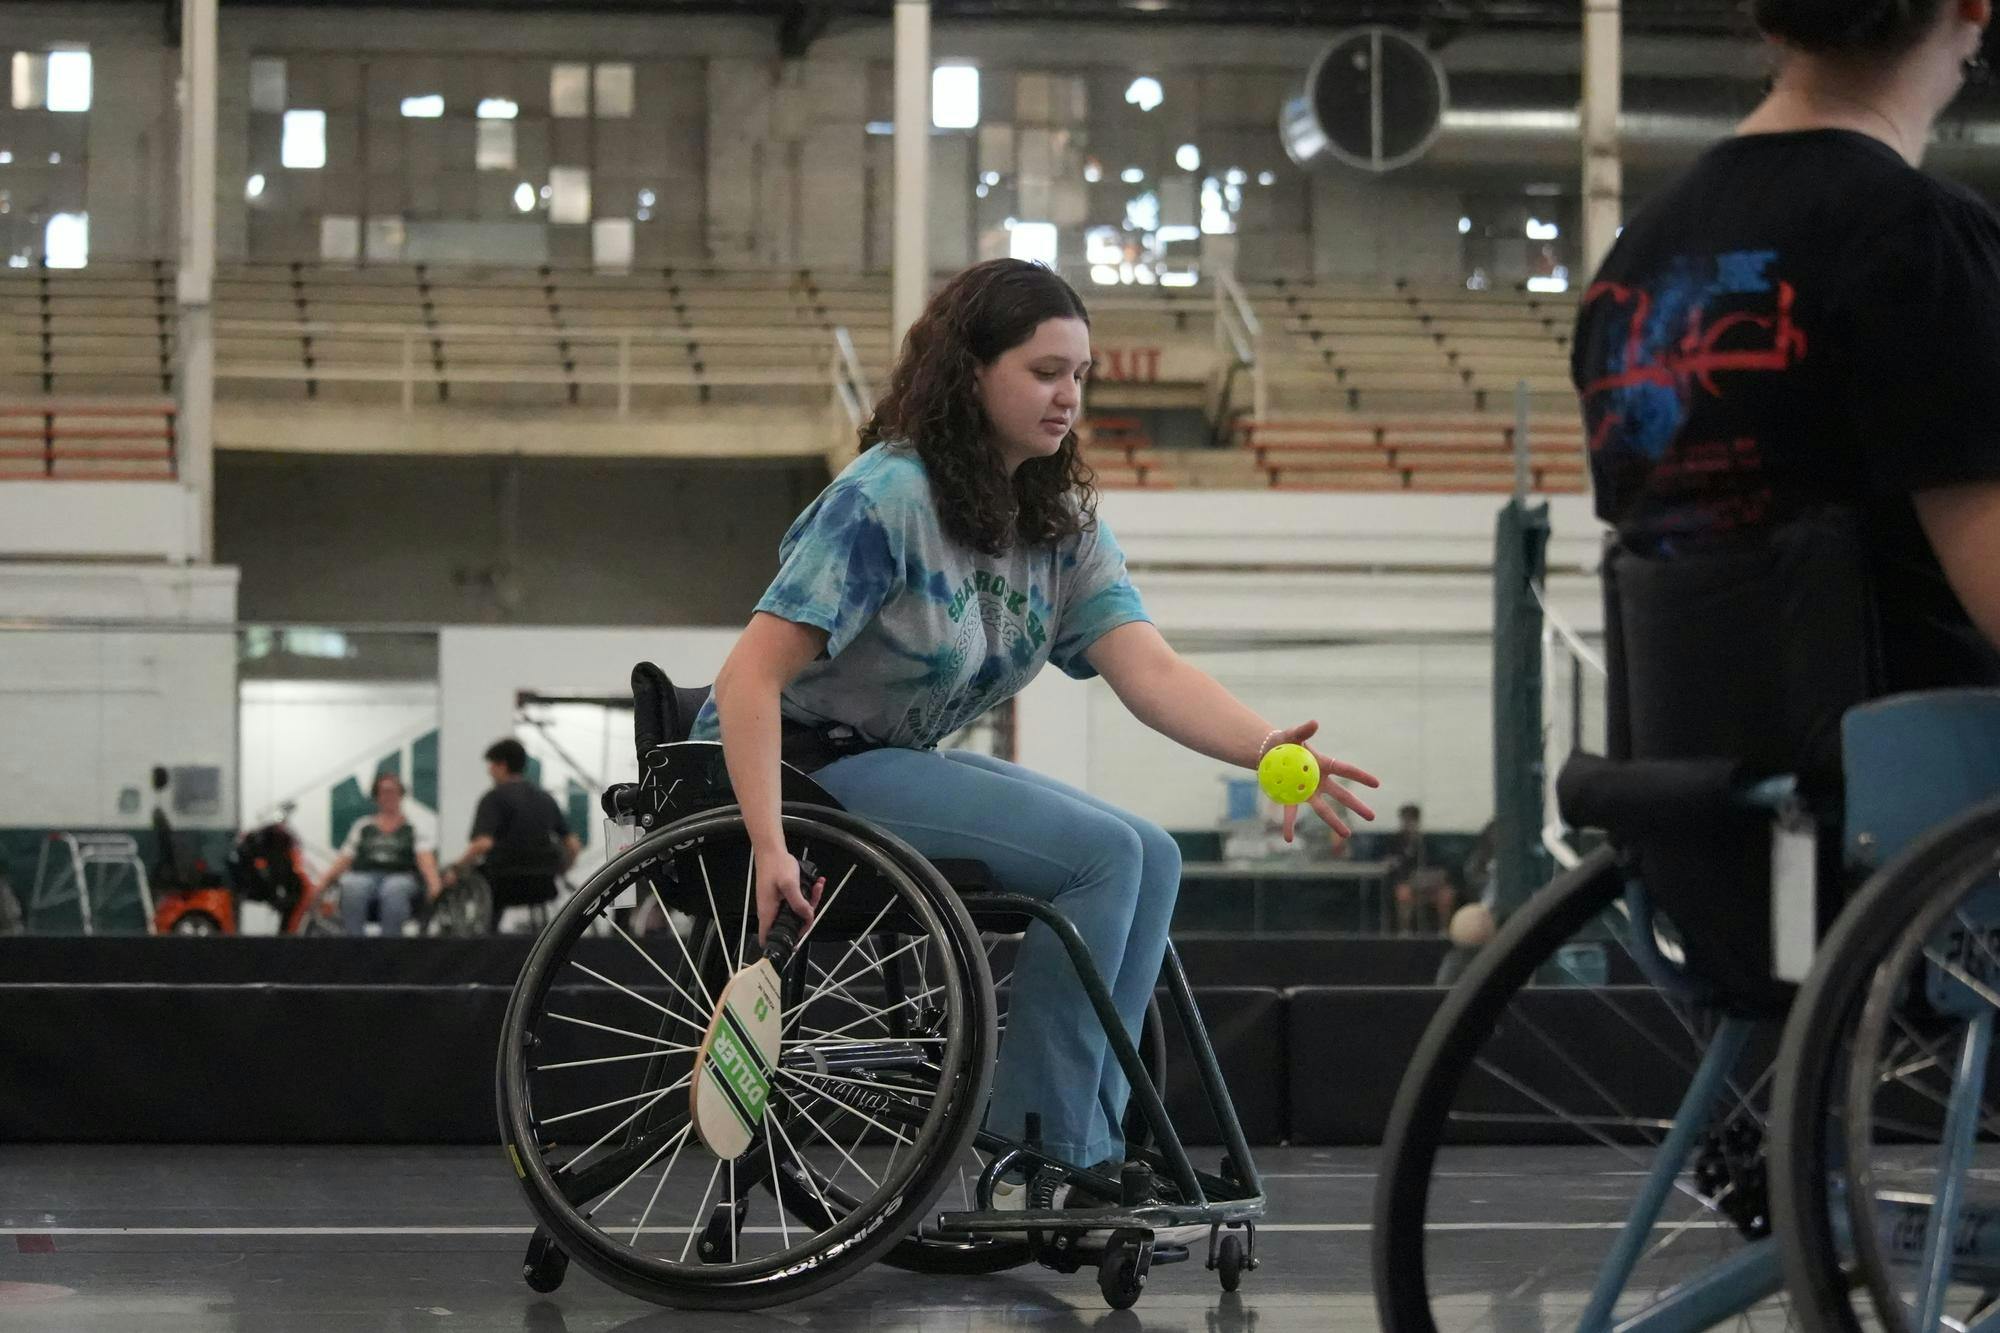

{"left": 1319, "top": 757, "right": 1381, "bottom": 788}
{"left": 1281, "top": 803, "right": 1298, "bottom": 843}
{"left": 1309, "top": 794, "right": 1354, "bottom": 840}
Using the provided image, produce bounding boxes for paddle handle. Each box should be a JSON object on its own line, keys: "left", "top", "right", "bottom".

{"left": 762, "top": 855, "right": 817, "bottom": 966}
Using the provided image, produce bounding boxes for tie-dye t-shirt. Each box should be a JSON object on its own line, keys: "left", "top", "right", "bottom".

{"left": 690, "top": 444, "right": 1149, "bottom": 749}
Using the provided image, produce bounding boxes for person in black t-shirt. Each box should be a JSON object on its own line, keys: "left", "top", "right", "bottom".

{"left": 446, "top": 738, "right": 580, "bottom": 930}
{"left": 1573, "top": 0, "right": 2000, "bottom": 693}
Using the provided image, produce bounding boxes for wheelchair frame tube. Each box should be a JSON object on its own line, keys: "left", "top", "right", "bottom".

{"left": 959, "top": 891, "right": 1207, "bottom": 1206}
{"left": 1578, "top": 1016, "right": 1753, "bottom": 1333}
{"left": 1606, "top": 1237, "right": 1783, "bottom": 1333}
{"left": 1159, "top": 938, "right": 1262, "bottom": 1202}
{"left": 1917, "top": 1009, "right": 1997, "bottom": 1329}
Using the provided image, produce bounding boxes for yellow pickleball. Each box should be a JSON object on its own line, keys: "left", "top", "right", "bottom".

{"left": 1257, "top": 743, "right": 1320, "bottom": 805}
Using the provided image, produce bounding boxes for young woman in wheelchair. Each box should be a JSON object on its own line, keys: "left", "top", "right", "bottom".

{"left": 1377, "top": 4, "right": 2000, "bottom": 1330}
{"left": 690, "top": 258, "right": 1378, "bottom": 1228}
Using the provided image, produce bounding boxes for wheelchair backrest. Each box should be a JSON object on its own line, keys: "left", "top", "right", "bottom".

{"left": 632, "top": 661, "right": 714, "bottom": 749}
{"left": 1604, "top": 505, "right": 1882, "bottom": 800}
{"left": 1594, "top": 506, "right": 1884, "bottom": 1010}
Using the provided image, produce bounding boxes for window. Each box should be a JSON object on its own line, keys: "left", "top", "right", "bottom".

{"left": 250, "top": 58, "right": 286, "bottom": 114}
{"left": 282, "top": 110, "right": 326, "bottom": 169}
{"left": 45, "top": 52, "right": 90, "bottom": 112}
{"left": 592, "top": 218, "right": 633, "bottom": 271}
{"left": 548, "top": 166, "right": 590, "bottom": 224}
{"left": 11, "top": 52, "right": 91, "bottom": 112}
{"left": 366, "top": 217, "right": 405, "bottom": 260}
{"left": 399, "top": 94, "right": 444, "bottom": 119}
{"left": 932, "top": 65, "right": 978, "bottom": 130}
{"left": 1008, "top": 220, "right": 1056, "bottom": 266}
{"left": 1123, "top": 76, "right": 1163, "bottom": 112}
{"left": 43, "top": 212, "right": 87, "bottom": 268}
{"left": 550, "top": 63, "right": 589, "bottom": 118}
{"left": 476, "top": 97, "right": 518, "bottom": 120}
{"left": 476, "top": 120, "right": 515, "bottom": 171}
{"left": 319, "top": 214, "right": 358, "bottom": 261}
{"left": 593, "top": 63, "right": 633, "bottom": 118}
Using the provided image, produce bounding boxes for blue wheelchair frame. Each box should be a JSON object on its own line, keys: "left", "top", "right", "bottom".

{"left": 1563, "top": 691, "right": 2000, "bottom": 1332}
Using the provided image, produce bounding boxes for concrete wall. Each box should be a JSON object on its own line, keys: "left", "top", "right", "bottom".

{"left": 214, "top": 451, "right": 827, "bottom": 626}
{"left": 0, "top": 564, "right": 240, "bottom": 831}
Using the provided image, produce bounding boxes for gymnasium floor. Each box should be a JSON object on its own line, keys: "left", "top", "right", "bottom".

{"left": 0, "top": 1142, "right": 1783, "bottom": 1332}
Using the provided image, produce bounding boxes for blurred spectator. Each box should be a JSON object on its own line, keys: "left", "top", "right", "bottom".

{"left": 449, "top": 738, "right": 580, "bottom": 930}
{"left": 1390, "top": 803, "right": 1455, "bottom": 933}
{"left": 316, "top": 774, "right": 441, "bottom": 937}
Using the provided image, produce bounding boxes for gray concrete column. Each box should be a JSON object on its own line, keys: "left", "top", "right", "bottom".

{"left": 176, "top": 0, "right": 218, "bottom": 563}
{"left": 892, "top": 0, "right": 930, "bottom": 355}
{"left": 1581, "top": 0, "right": 1622, "bottom": 278}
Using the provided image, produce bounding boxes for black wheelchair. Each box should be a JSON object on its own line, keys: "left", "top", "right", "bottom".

{"left": 495, "top": 662, "right": 1266, "bottom": 1310}
{"left": 1373, "top": 507, "right": 2000, "bottom": 1331}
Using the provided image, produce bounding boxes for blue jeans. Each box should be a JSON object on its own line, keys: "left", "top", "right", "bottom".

{"left": 338, "top": 870, "right": 419, "bottom": 937}
{"left": 813, "top": 748, "right": 1181, "bottom": 1166}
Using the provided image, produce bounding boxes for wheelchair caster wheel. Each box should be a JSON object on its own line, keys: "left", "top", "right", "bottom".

{"left": 1215, "top": 1232, "right": 1245, "bottom": 1292}
{"left": 522, "top": 1229, "right": 569, "bottom": 1293}
{"left": 1098, "top": 1229, "right": 1152, "bottom": 1310}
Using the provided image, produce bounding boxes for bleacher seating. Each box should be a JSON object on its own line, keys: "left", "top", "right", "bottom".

{"left": 0, "top": 262, "right": 1598, "bottom": 495}
{"left": 0, "top": 399, "right": 178, "bottom": 480}
{"left": 1236, "top": 415, "right": 1587, "bottom": 494}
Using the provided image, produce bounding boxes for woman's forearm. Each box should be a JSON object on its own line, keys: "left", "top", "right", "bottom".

{"left": 714, "top": 667, "right": 789, "bottom": 855}
{"left": 1113, "top": 656, "right": 1275, "bottom": 768}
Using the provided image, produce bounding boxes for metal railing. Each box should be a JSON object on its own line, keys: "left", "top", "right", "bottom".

{"left": 209, "top": 319, "right": 871, "bottom": 418}
{"left": 828, "top": 325, "right": 872, "bottom": 431}
{"left": 1213, "top": 270, "right": 1267, "bottom": 424}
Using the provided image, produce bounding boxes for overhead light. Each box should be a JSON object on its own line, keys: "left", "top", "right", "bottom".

{"left": 514, "top": 182, "right": 536, "bottom": 212}
{"left": 981, "top": 170, "right": 1000, "bottom": 186}
{"left": 638, "top": 188, "right": 656, "bottom": 207}
{"left": 1125, "top": 0, "right": 1171, "bottom": 9}
{"left": 1175, "top": 143, "right": 1200, "bottom": 171}
{"left": 1458, "top": 216, "right": 1472, "bottom": 234}
{"left": 975, "top": 183, "right": 989, "bottom": 198}
{"left": 1257, "top": 170, "right": 1275, "bottom": 186}
{"left": 865, "top": 120, "right": 895, "bottom": 136}
{"left": 0, "top": 151, "right": 11, "bottom": 164}
{"left": 1526, "top": 270, "right": 1570, "bottom": 293}
{"left": 400, "top": 94, "right": 444, "bottom": 119}
{"left": 1224, "top": 166, "right": 1247, "bottom": 186}
{"left": 1083, "top": 160, "right": 1103, "bottom": 183}
{"left": 1526, "top": 217, "right": 1560, "bottom": 240}
{"left": 1124, "top": 77, "right": 1163, "bottom": 112}
{"left": 1090, "top": 264, "right": 1121, "bottom": 285}
{"left": 1120, "top": 166, "right": 1144, "bottom": 184}
{"left": 246, "top": 173, "right": 266, "bottom": 199}
{"left": 476, "top": 97, "right": 519, "bottom": 120}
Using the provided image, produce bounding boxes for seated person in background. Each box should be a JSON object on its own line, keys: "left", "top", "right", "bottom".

{"left": 1390, "top": 803, "right": 1454, "bottom": 934}
{"left": 316, "top": 774, "right": 441, "bottom": 937}
{"left": 448, "top": 739, "right": 580, "bottom": 930}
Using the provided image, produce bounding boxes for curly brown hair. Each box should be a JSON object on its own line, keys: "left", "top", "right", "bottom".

{"left": 859, "top": 259, "right": 1097, "bottom": 556}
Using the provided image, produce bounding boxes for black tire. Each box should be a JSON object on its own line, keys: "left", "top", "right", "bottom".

{"left": 497, "top": 804, "right": 995, "bottom": 1311}
{"left": 1098, "top": 1232, "right": 1149, "bottom": 1310}
{"left": 1217, "top": 1232, "right": 1245, "bottom": 1292}
{"left": 522, "top": 1229, "right": 569, "bottom": 1293}
{"left": 1773, "top": 796, "right": 2000, "bottom": 1333}
{"left": 1373, "top": 847, "right": 1791, "bottom": 1332}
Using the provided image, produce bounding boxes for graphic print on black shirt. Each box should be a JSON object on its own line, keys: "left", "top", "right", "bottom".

{"left": 1579, "top": 247, "right": 1808, "bottom": 550}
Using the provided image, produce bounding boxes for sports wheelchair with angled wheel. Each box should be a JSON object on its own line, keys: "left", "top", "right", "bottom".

{"left": 1373, "top": 509, "right": 2000, "bottom": 1332}
{"left": 495, "top": 661, "right": 1265, "bottom": 1311}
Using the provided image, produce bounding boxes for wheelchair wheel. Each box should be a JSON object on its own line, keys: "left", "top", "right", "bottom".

{"left": 497, "top": 804, "right": 996, "bottom": 1310}
{"left": 423, "top": 869, "right": 492, "bottom": 937}
{"left": 1375, "top": 848, "right": 1799, "bottom": 1332}
{"left": 1775, "top": 797, "right": 2000, "bottom": 1333}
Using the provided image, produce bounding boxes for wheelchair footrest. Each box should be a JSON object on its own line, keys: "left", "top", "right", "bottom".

{"left": 936, "top": 1201, "right": 1262, "bottom": 1235}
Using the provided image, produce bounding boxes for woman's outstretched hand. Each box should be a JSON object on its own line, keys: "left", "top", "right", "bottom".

{"left": 1261, "top": 720, "right": 1380, "bottom": 844}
